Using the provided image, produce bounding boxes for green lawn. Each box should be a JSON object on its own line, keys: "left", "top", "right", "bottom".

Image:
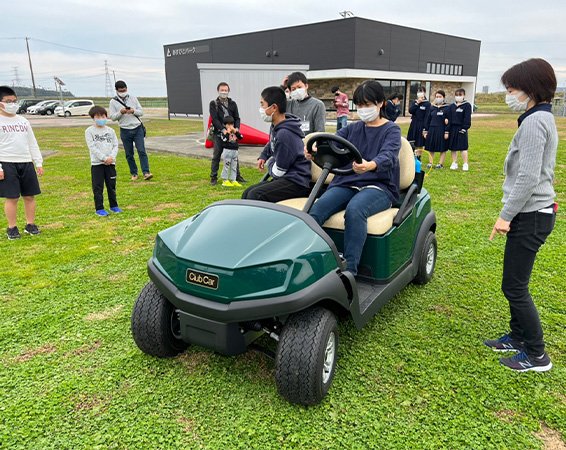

{"left": 1, "top": 116, "right": 565, "bottom": 449}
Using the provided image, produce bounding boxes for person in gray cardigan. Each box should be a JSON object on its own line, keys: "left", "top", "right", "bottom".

{"left": 486, "top": 58, "right": 558, "bottom": 372}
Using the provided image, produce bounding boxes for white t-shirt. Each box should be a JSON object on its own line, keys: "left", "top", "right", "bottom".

{"left": 0, "top": 114, "right": 42, "bottom": 171}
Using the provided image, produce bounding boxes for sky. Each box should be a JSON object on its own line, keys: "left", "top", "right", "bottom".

{"left": 1, "top": 0, "right": 565, "bottom": 97}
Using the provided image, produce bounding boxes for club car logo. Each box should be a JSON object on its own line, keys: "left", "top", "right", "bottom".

{"left": 186, "top": 269, "right": 219, "bottom": 290}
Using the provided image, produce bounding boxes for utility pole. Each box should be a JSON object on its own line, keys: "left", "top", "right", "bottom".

{"left": 104, "top": 60, "right": 113, "bottom": 98}
{"left": 25, "top": 37, "right": 37, "bottom": 98}
{"left": 12, "top": 67, "right": 21, "bottom": 87}
{"left": 112, "top": 70, "right": 116, "bottom": 84}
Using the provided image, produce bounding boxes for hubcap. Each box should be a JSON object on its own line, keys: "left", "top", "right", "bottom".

{"left": 322, "top": 332, "right": 336, "bottom": 384}
{"left": 425, "top": 244, "right": 435, "bottom": 274}
{"left": 170, "top": 311, "right": 182, "bottom": 339}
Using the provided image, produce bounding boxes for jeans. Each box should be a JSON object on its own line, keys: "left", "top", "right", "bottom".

{"left": 241, "top": 178, "right": 310, "bottom": 203}
{"left": 309, "top": 186, "right": 391, "bottom": 275}
{"left": 211, "top": 135, "right": 241, "bottom": 180}
{"left": 91, "top": 164, "right": 117, "bottom": 211}
{"left": 221, "top": 149, "right": 238, "bottom": 181}
{"left": 503, "top": 208, "right": 556, "bottom": 356}
{"left": 337, "top": 116, "right": 348, "bottom": 131}
{"left": 120, "top": 125, "right": 150, "bottom": 176}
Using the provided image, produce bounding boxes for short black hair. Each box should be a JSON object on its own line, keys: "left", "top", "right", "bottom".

{"left": 501, "top": 58, "right": 556, "bottom": 103}
{"left": 435, "top": 90, "right": 446, "bottom": 98}
{"left": 217, "top": 82, "right": 229, "bottom": 91}
{"left": 115, "top": 80, "right": 127, "bottom": 90}
{"left": 286, "top": 72, "right": 307, "bottom": 88}
{"left": 223, "top": 115, "right": 234, "bottom": 124}
{"left": 89, "top": 105, "right": 108, "bottom": 118}
{"left": 261, "top": 86, "right": 286, "bottom": 114}
{"left": 352, "top": 80, "right": 386, "bottom": 106}
{"left": 331, "top": 86, "right": 340, "bottom": 94}
{"left": 417, "top": 86, "right": 426, "bottom": 93}
{"left": 388, "top": 93, "right": 403, "bottom": 101}
{"left": 0, "top": 86, "right": 16, "bottom": 101}
{"left": 455, "top": 88, "right": 466, "bottom": 96}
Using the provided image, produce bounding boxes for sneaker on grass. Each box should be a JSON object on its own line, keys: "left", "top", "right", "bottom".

{"left": 450, "top": 162, "right": 458, "bottom": 170}
{"left": 110, "top": 207, "right": 123, "bottom": 213}
{"left": 500, "top": 351, "right": 552, "bottom": 372}
{"left": 6, "top": 226, "right": 21, "bottom": 240}
{"left": 462, "top": 163, "right": 469, "bottom": 171}
{"left": 24, "top": 223, "right": 40, "bottom": 235}
{"left": 484, "top": 334, "right": 524, "bottom": 352}
{"left": 96, "top": 209, "right": 109, "bottom": 217}
{"left": 434, "top": 164, "right": 444, "bottom": 169}
{"left": 222, "top": 180, "right": 234, "bottom": 187}
{"left": 232, "top": 181, "right": 243, "bottom": 187}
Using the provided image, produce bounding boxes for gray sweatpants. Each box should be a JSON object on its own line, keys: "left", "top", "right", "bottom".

{"left": 221, "top": 149, "right": 238, "bottom": 181}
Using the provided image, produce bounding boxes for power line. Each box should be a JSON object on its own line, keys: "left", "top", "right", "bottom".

{"left": 30, "top": 38, "right": 162, "bottom": 60}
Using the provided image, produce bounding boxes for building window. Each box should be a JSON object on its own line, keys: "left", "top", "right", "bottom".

{"left": 427, "top": 62, "right": 431, "bottom": 73}
{"left": 426, "top": 62, "right": 464, "bottom": 76}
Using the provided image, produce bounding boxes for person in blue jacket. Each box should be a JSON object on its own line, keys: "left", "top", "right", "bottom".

{"left": 407, "top": 87, "right": 430, "bottom": 154}
{"left": 241, "top": 86, "right": 311, "bottom": 203}
{"left": 423, "top": 90, "right": 450, "bottom": 168}
{"left": 448, "top": 88, "right": 472, "bottom": 171}
{"left": 383, "top": 93, "right": 403, "bottom": 122}
{"left": 307, "top": 80, "right": 401, "bottom": 275}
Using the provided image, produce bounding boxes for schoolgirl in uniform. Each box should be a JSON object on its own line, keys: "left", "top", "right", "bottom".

{"left": 423, "top": 90, "right": 450, "bottom": 168}
{"left": 407, "top": 86, "right": 430, "bottom": 154}
{"left": 448, "top": 88, "right": 472, "bottom": 171}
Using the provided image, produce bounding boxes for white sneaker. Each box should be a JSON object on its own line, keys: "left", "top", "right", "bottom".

{"left": 462, "top": 163, "right": 469, "bottom": 171}
{"left": 450, "top": 162, "right": 458, "bottom": 170}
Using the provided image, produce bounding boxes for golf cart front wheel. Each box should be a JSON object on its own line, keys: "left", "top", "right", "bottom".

{"left": 131, "top": 281, "right": 188, "bottom": 357}
{"left": 275, "top": 307, "right": 338, "bottom": 406}
{"left": 414, "top": 231, "right": 437, "bottom": 285}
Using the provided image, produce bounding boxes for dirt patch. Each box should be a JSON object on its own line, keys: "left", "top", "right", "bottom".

{"left": 14, "top": 343, "right": 57, "bottom": 362}
{"left": 70, "top": 340, "right": 102, "bottom": 356}
{"left": 84, "top": 305, "right": 124, "bottom": 321}
{"left": 154, "top": 202, "right": 184, "bottom": 212}
{"left": 430, "top": 304, "right": 453, "bottom": 316}
{"left": 177, "top": 351, "right": 211, "bottom": 373}
{"left": 178, "top": 416, "right": 204, "bottom": 446}
{"left": 234, "top": 351, "right": 273, "bottom": 381}
{"left": 142, "top": 217, "right": 161, "bottom": 225}
{"left": 73, "top": 393, "right": 109, "bottom": 415}
{"left": 168, "top": 212, "right": 186, "bottom": 220}
{"left": 494, "top": 409, "right": 519, "bottom": 423}
{"left": 41, "top": 221, "right": 66, "bottom": 230}
{"left": 535, "top": 423, "right": 566, "bottom": 450}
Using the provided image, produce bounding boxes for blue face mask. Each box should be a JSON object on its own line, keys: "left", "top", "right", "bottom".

{"left": 95, "top": 118, "right": 107, "bottom": 126}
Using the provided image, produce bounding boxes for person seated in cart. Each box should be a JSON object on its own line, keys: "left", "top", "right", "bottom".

{"left": 307, "top": 80, "right": 401, "bottom": 275}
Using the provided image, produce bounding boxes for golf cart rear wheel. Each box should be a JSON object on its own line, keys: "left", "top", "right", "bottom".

{"left": 414, "top": 231, "right": 437, "bottom": 285}
{"left": 275, "top": 307, "right": 338, "bottom": 406}
{"left": 131, "top": 282, "right": 188, "bottom": 357}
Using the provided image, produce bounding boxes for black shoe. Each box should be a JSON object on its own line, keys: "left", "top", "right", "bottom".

{"left": 24, "top": 223, "right": 40, "bottom": 236}
{"left": 499, "top": 351, "right": 552, "bottom": 372}
{"left": 210, "top": 178, "right": 218, "bottom": 186}
{"left": 236, "top": 176, "right": 247, "bottom": 183}
{"left": 484, "top": 333, "right": 524, "bottom": 352}
{"left": 7, "top": 226, "right": 21, "bottom": 240}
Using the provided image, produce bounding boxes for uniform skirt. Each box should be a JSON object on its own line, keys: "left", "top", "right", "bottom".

{"left": 425, "top": 126, "right": 448, "bottom": 153}
{"left": 407, "top": 119, "right": 426, "bottom": 147}
{"left": 448, "top": 126, "right": 469, "bottom": 151}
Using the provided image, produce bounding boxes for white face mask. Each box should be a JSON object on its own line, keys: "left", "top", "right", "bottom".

{"left": 455, "top": 96, "right": 464, "bottom": 103}
{"left": 417, "top": 92, "right": 425, "bottom": 99}
{"left": 117, "top": 91, "right": 128, "bottom": 98}
{"left": 357, "top": 106, "right": 379, "bottom": 123}
{"left": 218, "top": 92, "right": 229, "bottom": 99}
{"left": 259, "top": 106, "right": 273, "bottom": 122}
{"left": 290, "top": 88, "right": 307, "bottom": 101}
{"left": 1, "top": 102, "right": 19, "bottom": 115}
{"left": 505, "top": 92, "right": 530, "bottom": 112}
{"left": 435, "top": 97, "right": 444, "bottom": 105}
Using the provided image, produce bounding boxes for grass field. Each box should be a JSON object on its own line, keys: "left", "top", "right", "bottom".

{"left": 1, "top": 116, "right": 565, "bottom": 449}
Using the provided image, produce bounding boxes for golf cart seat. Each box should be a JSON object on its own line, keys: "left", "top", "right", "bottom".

{"left": 278, "top": 136, "right": 415, "bottom": 235}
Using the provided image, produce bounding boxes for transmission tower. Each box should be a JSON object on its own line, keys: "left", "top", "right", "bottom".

{"left": 12, "top": 66, "right": 21, "bottom": 86}
{"left": 104, "top": 60, "right": 113, "bottom": 98}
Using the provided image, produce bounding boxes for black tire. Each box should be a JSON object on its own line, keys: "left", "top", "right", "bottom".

{"left": 131, "top": 282, "right": 188, "bottom": 357}
{"left": 275, "top": 307, "right": 338, "bottom": 406}
{"left": 45, "top": 110, "right": 53, "bottom": 115}
{"left": 414, "top": 231, "right": 437, "bottom": 285}
{"left": 64, "top": 111, "right": 71, "bottom": 117}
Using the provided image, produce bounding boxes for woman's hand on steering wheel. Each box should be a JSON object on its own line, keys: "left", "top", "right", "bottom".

{"left": 353, "top": 159, "right": 377, "bottom": 174}
{"left": 304, "top": 143, "right": 317, "bottom": 161}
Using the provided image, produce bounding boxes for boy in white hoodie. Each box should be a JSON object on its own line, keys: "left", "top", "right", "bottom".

{"left": 0, "top": 86, "right": 43, "bottom": 240}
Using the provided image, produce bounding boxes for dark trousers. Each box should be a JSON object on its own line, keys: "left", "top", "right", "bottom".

{"left": 210, "top": 135, "right": 241, "bottom": 180}
{"left": 503, "top": 208, "right": 556, "bottom": 356}
{"left": 241, "top": 178, "right": 310, "bottom": 203}
{"left": 91, "top": 164, "right": 118, "bottom": 211}
{"left": 120, "top": 125, "right": 150, "bottom": 176}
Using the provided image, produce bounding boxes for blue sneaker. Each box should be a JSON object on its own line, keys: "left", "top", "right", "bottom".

{"left": 484, "top": 333, "right": 524, "bottom": 352}
{"left": 110, "top": 207, "right": 123, "bottom": 213}
{"left": 95, "top": 209, "right": 109, "bottom": 217}
{"left": 500, "top": 351, "right": 552, "bottom": 372}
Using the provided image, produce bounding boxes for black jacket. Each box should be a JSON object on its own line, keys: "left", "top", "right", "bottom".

{"left": 209, "top": 97, "right": 240, "bottom": 134}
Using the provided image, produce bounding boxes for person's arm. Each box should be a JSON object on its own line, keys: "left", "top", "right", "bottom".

{"left": 131, "top": 96, "right": 143, "bottom": 118}
{"left": 270, "top": 131, "right": 298, "bottom": 178}
{"left": 27, "top": 126, "right": 43, "bottom": 168}
{"left": 444, "top": 106, "right": 450, "bottom": 133}
{"left": 371, "top": 126, "right": 401, "bottom": 172}
{"left": 110, "top": 129, "right": 119, "bottom": 161}
{"left": 423, "top": 106, "right": 432, "bottom": 131}
{"left": 500, "top": 121, "right": 548, "bottom": 221}
{"left": 209, "top": 101, "right": 224, "bottom": 132}
{"left": 109, "top": 99, "right": 122, "bottom": 121}
{"left": 409, "top": 101, "right": 418, "bottom": 115}
{"left": 259, "top": 141, "right": 272, "bottom": 161}
{"left": 232, "top": 102, "right": 241, "bottom": 129}
{"left": 85, "top": 129, "right": 107, "bottom": 163}
{"left": 462, "top": 103, "right": 472, "bottom": 131}
{"left": 313, "top": 101, "right": 326, "bottom": 132}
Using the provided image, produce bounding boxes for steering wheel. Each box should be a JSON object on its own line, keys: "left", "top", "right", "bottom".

{"left": 305, "top": 133, "right": 363, "bottom": 175}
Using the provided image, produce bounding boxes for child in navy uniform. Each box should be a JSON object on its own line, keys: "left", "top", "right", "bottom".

{"left": 448, "top": 88, "right": 472, "bottom": 171}
{"left": 407, "top": 87, "right": 430, "bottom": 154}
{"left": 384, "top": 93, "right": 403, "bottom": 122}
{"left": 423, "top": 90, "right": 450, "bottom": 169}
{"left": 85, "top": 106, "right": 121, "bottom": 216}
{"left": 220, "top": 116, "right": 243, "bottom": 187}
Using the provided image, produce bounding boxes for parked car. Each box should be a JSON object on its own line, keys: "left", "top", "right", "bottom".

{"left": 27, "top": 100, "right": 58, "bottom": 114}
{"left": 55, "top": 99, "right": 94, "bottom": 117}
{"left": 37, "top": 101, "right": 63, "bottom": 116}
{"left": 17, "top": 99, "right": 43, "bottom": 114}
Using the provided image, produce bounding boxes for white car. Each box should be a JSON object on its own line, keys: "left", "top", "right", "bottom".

{"left": 27, "top": 100, "right": 59, "bottom": 115}
{"left": 55, "top": 99, "right": 95, "bottom": 117}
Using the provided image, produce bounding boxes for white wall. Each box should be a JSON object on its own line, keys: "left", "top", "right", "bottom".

{"left": 198, "top": 64, "right": 309, "bottom": 137}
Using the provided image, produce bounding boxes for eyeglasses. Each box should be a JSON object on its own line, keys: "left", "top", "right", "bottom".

{"left": 1, "top": 100, "right": 18, "bottom": 104}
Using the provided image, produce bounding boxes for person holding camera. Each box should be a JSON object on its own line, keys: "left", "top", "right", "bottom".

{"left": 109, "top": 80, "right": 152, "bottom": 181}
